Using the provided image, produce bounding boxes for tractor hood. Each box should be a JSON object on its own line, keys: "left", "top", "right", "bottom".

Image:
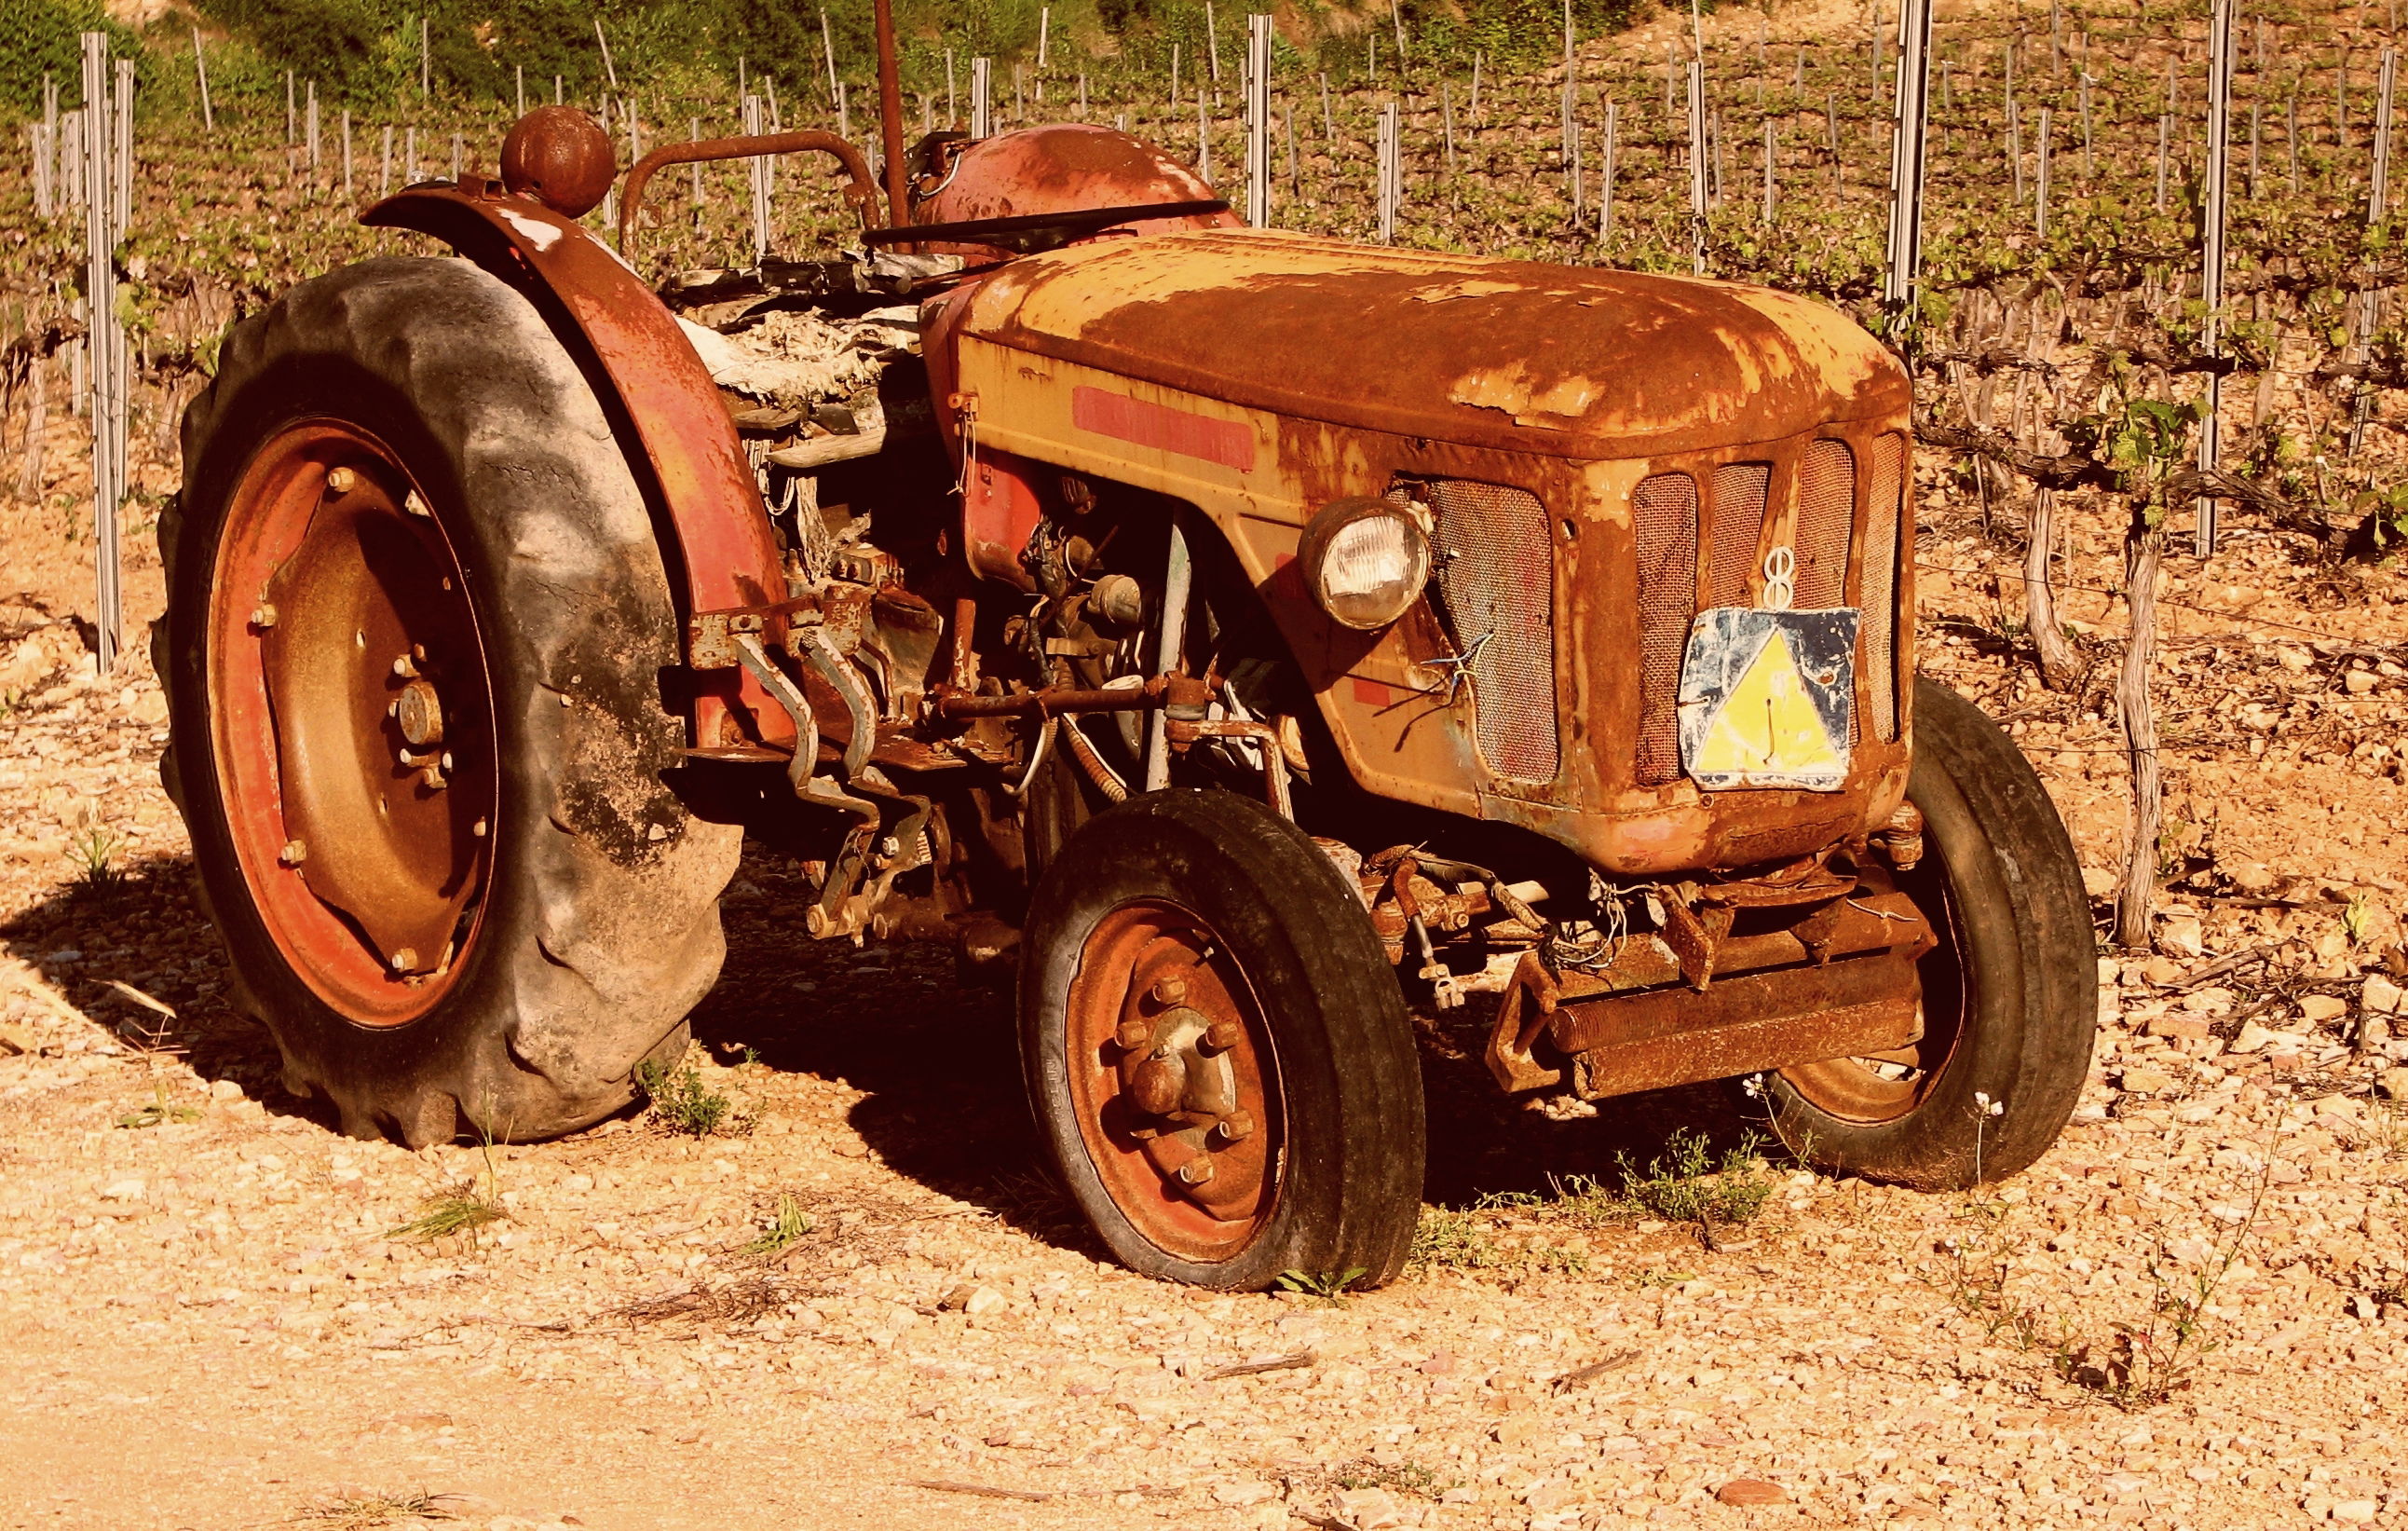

{"left": 953, "top": 228, "right": 1910, "bottom": 460}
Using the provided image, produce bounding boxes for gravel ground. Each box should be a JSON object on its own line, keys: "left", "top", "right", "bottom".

{"left": 2, "top": 608, "right": 2405, "bottom": 1529}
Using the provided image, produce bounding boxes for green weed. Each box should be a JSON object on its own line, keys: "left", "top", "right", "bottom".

{"left": 1274, "top": 1265, "right": 1368, "bottom": 1305}
{"left": 1616, "top": 1128, "right": 1775, "bottom": 1233}
{"left": 1334, "top": 1459, "right": 1450, "bottom": 1497}
{"left": 66, "top": 827, "right": 125, "bottom": 897}
{"left": 115, "top": 1082, "right": 200, "bottom": 1129}
{"left": 636, "top": 1050, "right": 736, "bottom": 1137}
{"left": 741, "top": 1193, "right": 815, "bottom": 1257}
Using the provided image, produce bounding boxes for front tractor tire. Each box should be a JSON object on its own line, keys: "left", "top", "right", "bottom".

{"left": 160, "top": 256, "right": 740, "bottom": 1146}
{"left": 1021, "top": 790, "right": 1426, "bottom": 1290}
{"left": 1765, "top": 678, "right": 2095, "bottom": 1187}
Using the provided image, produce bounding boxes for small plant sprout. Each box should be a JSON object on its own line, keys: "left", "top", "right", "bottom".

{"left": 1972, "top": 1090, "right": 2007, "bottom": 1181}
{"left": 116, "top": 1082, "right": 200, "bottom": 1129}
{"left": 388, "top": 1113, "right": 507, "bottom": 1242}
{"left": 67, "top": 827, "right": 126, "bottom": 897}
{"left": 1275, "top": 1265, "right": 1369, "bottom": 1305}
{"left": 742, "top": 1193, "right": 815, "bottom": 1257}
{"left": 2344, "top": 894, "right": 2374, "bottom": 947}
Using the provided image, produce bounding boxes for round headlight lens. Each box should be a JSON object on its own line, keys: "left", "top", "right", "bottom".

{"left": 1300, "top": 499, "right": 1431, "bottom": 630}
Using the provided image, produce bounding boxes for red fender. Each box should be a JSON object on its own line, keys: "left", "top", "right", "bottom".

{"left": 362, "top": 184, "right": 788, "bottom": 748}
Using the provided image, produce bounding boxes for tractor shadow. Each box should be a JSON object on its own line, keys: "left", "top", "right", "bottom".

{"left": 0, "top": 849, "right": 321, "bottom": 1128}
{"left": 3, "top": 842, "right": 1774, "bottom": 1263}
{"left": 696, "top": 846, "right": 1772, "bottom": 1258}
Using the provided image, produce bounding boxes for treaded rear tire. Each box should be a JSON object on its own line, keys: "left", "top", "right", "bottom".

{"left": 1765, "top": 677, "right": 2095, "bottom": 1187}
{"left": 158, "top": 256, "right": 739, "bottom": 1145}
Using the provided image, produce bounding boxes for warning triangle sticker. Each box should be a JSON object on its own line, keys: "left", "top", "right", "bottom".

{"left": 1689, "top": 628, "right": 1845, "bottom": 781}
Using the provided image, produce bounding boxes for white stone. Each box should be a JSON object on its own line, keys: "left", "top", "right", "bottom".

{"left": 1210, "top": 1480, "right": 1277, "bottom": 1508}
{"left": 99, "top": 1179, "right": 145, "bottom": 1202}
{"left": 2361, "top": 975, "right": 2404, "bottom": 1016}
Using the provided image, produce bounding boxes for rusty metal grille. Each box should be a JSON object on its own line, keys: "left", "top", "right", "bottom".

{"left": 1428, "top": 479, "right": 1559, "bottom": 782}
{"left": 1632, "top": 472, "right": 1699, "bottom": 786}
{"left": 1706, "top": 462, "right": 1772, "bottom": 609}
{"left": 1864, "top": 433, "right": 1907, "bottom": 740}
{"left": 1793, "top": 439, "right": 1856, "bottom": 609}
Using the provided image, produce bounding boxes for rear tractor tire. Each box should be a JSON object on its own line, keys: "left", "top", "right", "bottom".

{"left": 158, "top": 256, "right": 740, "bottom": 1146}
{"left": 1765, "top": 677, "right": 2095, "bottom": 1187}
{"left": 1020, "top": 790, "right": 1426, "bottom": 1290}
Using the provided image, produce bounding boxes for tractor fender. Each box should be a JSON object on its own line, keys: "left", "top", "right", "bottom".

{"left": 362, "top": 186, "right": 787, "bottom": 747}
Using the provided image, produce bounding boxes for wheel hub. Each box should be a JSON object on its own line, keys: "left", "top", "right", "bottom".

{"left": 1066, "top": 904, "right": 1281, "bottom": 1261}
{"left": 209, "top": 420, "right": 495, "bottom": 1022}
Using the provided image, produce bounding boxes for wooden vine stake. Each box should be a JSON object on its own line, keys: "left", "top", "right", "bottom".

{"left": 971, "top": 57, "right": 992, "bottom": 139}
{"left": 2116, "top": 488, "right": 2167, "bottom": 950}
{"left": 1244, "top": 14, "right": 1272, "bottom": 227}
{"left": 79, "top": 33, "right": 126, "bottom": 674}
{"left": 2197, "top": 0, "right": 2238, "bottom": 554}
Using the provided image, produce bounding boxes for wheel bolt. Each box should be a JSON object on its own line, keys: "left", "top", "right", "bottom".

{"left": 392, "top": 654, "right": 419, "bottom": 679}
{"left": 324, "top": 466, "right": 356, "bottom": 496}
{"left": 389, "top": 949, "right": 417, "bottom": 973}
{"left": 1201, "top": 1018, "right": 1243, "bottom": 1053}
{"left": 1215, "top": 1109, "right": 1255, "bottom": 1144}
{"left": 1176, "top": 1155, "right": 1216, "bottom": 1186}
{"left": 1114, "top": 1018, "right": 1152, "bottom": 1052}
{"left": 278, "top": 838, "right": 307, "bottom": 866}
{"left": 1150, "top": 975, "right": 1188, "bottom": 1005}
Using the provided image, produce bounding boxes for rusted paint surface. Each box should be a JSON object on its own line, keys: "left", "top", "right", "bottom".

{"left": 946, "top": 313, "right": 1912, "bottom": 875}
{"left": 363, "top": 185, "right": 787, "bottom": 747}
{"left": 1557, "top": 952, "right": 1924, "bottom": 1100}
{"left": 914, "top": 125, "right": 1238, "bottom": 262}
{"left": 955, "top": 230, "right": 1910, "bottom": 459}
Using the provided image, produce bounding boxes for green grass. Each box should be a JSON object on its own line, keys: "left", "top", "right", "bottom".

{"left": 66, "top": 827, "right": 126, "bottom": 898}
{"left": 386, "top": 1188, "right": 504, "bottom": 1241}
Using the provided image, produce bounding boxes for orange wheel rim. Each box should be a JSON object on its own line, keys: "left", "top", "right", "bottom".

{"left": 1063, "top": 901, "right": 1283, "bottom": 1263}
{"left": 208, "top": 420, "right": 496, "bottom": 1025}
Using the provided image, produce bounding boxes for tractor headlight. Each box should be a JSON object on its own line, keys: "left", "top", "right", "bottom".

{"left": 1299, "top": 498, "right": 1431, "bottom": 631}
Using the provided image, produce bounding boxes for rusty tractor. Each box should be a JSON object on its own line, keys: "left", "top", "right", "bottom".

{"left": 160, "top": 12, "right": 2093, "bottom": 1289}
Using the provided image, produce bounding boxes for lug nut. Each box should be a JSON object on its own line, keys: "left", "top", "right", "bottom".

{"left": 1201, "top": 1018, "right": 1243, "bottom": 1053}
{"left": 1149, "top": 975, "right": 1188, "bottom": 1006}
{"left": 278, "top": 838, "right": 307, "bottom": 866}
{"left": 389, "top": 948, "right": 417, "bottom": 972}
{"left": 471, "top": 817, "right": 488, "bottom": 838}
{"left": 1214, "top": 1109, "right": 1256, "bottom": 1144}
{"left": 249, "top": 604, "right": 278, "bottom": 629}
{"left": 1115, "top": 1018, "right": 1153, "bottom": 1051}
{"left": 392, "top": 654, "right": 419, "bottom": 679}
{"left": 1176, "top": 1155, "right": 1216, "bottom": 1186}
{"left": 324, "top": 465, "right": 357, "bottom": 495}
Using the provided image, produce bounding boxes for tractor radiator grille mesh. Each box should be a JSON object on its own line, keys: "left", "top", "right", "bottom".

{"left": 1793, "top": 439, "right": 1856, "bottom": 609}
{"left": 1707, "top": 462, "right": 1772, "bottom": 609}
{"left": 1632, "top": 472, "right": 1700, "bottom": 786}
{"left": 1429, "top": 479, "right": 1559, "bottom": 782}
{"left": 1863, "top": 433, "right": 1907, "bottom": 740}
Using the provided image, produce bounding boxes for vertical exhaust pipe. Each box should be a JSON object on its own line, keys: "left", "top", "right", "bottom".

{"left": 873, "top": 0, "right": 910, "bottom": 232}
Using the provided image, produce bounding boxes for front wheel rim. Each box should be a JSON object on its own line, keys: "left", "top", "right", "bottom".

{"left": 1062, "top": 901, "right": 1284, "bottom": 1264}
{"left": 207, "top": 419, "right": 497, "bottom": 1026}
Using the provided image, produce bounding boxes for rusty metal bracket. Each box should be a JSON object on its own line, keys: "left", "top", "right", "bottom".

{"left": 1658, "top": 894, "right": 1736, "bottom": 991}
{"left": 1555, "top": 952, "right": 1924, "bottom": 1101}
{"left": 1485, "top": 951, "right": 1566, "bottom": 1093}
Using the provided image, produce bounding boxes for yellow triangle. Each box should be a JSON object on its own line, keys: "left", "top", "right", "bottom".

{"left": 1692, "top": 629, "right": 1844, "bottom": 777}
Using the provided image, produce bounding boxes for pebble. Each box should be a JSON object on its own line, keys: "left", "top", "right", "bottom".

{"left": 1716, "top": 1478, "right": 1790, "bottom": 1506}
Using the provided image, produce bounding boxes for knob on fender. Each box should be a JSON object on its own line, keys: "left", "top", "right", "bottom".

{"left": 499, "top": 106, "right": 616, "bottom": 218}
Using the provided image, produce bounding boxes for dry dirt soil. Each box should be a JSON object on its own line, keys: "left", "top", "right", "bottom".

{"left": 6, "top": 304, "right": 2408, "bottom": 1531}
